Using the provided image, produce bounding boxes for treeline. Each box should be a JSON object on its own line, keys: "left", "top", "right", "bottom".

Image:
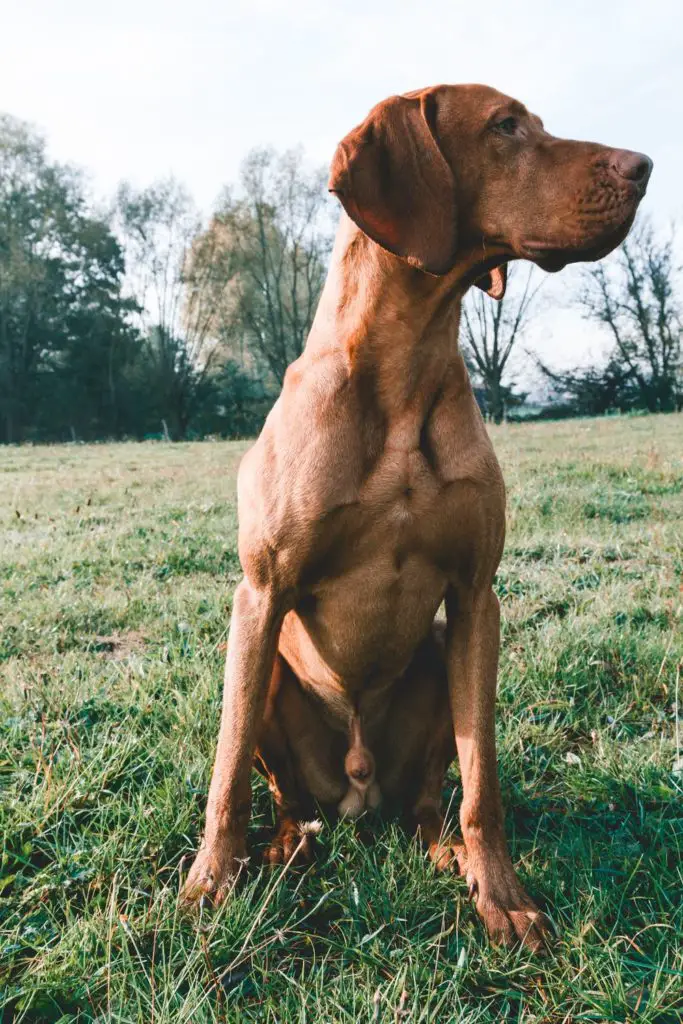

{"left": 462, "top": 221, "right": 682, "bottom": 422}
{"left": 0, "top": 117, "right": 331, "bottom": 443}
{"left": 1, "top": 113, "right": 681, "bottom": 443}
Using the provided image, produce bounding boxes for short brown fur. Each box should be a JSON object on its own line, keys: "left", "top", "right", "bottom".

{"left": 183, "top": 84, "right": 651, "bottom": 950}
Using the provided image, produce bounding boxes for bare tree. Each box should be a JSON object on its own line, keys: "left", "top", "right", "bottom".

{"left": 578, "top": 218, "right": 682, "bottom": 411}
{"left": 114, "top": 178, "right": 238, "bottom": 437}
{"left": 461, "top": 266, "right": 542, "bottom": 422}
{"left": 193, "top": 148, "right": 333, "bottom": 387}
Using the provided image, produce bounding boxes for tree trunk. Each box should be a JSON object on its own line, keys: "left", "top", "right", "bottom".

{"left": 489, "top": 379, "right": 505, "bottom": 424}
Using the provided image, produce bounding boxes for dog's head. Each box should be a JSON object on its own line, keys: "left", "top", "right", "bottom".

{"left": 329, "top": 84, "right": 652, "bottom": 298}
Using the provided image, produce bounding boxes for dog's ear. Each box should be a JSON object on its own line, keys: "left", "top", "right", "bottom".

{"left": 329, "top": 92, "right": 457, "bottom": 276}
{"left": 474, "top": 263, "right": 508, "bottom": 300}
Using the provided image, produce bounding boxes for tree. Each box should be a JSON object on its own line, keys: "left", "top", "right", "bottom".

{"left": 40, "top": 217, "right": 138, "bottom": 441}
{"left": 0, "top": 114, "right": 135, "bottom": 442}
{"left": 461, "top": 266, "right": 541, "bottom": 422}
{"left": 535, "top": 354, "right": 640, "bottom": 417}
{"left": 577, "top": 218, "right": 681, "bottom": 412}
{"left": 192, "top": 148, "right": 333, "bottom": 388}
{"left": 193, "top": 359, "right": 271, "bottom": 439}
{"left": 537, "top": 219, "right": 682, "bottom": 416}
{"left": 114, "top": 178, "right": 236, "bottom": 439}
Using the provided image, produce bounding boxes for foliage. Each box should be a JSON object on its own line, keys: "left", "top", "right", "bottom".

{"left": 0, "top": 115, "right": 136, "bottom": 443}
{"left": 0, "top": 121, "right": 330, "bottom": 443}
{"left": 195, "top": 360, "right": 272, "bottom": 439}
{"left": 193, "top": 148, "right": 333, "bottom": 387}
{"left": 540, "top": 219, "right": 683, "bottom": 416}
{"left": 114, "top": 179, "right": 229, "bottom": 440}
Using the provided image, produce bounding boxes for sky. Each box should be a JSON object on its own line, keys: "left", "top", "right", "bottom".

{"left": 2, "top": 0, "right": 681, "bottom": 376}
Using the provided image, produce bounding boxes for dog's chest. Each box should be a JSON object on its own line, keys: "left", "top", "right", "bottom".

{"left": 279, "top": 396, "right": 502, "bottom": 687}
{"left": 361, "top": 443, "right": 440, "bottom": 529}
{"left": 317, "top": 432, "right": 486, "bottom": 593}
{"left": 292, "top": 443, "right": 462, "bottom": 686}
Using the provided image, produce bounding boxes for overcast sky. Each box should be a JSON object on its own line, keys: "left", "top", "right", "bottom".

{"left": 2, "top": 0, "right": 681, "bottom": 374}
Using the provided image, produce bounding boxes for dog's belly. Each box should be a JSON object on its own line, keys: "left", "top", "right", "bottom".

{"left": 279, "top": 547, "right": 447, "bottom": 712}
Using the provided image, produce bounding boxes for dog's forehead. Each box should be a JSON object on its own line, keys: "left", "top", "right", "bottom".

{"left": 436, "top": 84, "right": 530, "bottom": 123}
{"left": 400, "top": 83, "right": 533, "bottom": 128}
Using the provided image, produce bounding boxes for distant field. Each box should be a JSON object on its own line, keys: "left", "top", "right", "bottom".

{"left": 1, "top": 414, "right": 682, "bottom": 1023}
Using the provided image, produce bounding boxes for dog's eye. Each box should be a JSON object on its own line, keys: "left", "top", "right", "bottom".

{"left": 494, "top": 116, "right": 518, "bottom": 136}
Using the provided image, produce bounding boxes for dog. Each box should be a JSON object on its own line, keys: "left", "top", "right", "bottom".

{"left": 183, "top": 84, "right": 651, "bottom": 950}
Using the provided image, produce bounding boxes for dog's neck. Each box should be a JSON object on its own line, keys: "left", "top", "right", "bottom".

{"left": 306, "top": 214, "right": 484, "bottom": 426}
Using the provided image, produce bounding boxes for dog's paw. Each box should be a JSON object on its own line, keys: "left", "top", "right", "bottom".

{"left": 428, "top": 838, "right": 468, "bottom": 874}
{"left": 466, "top": 861, "right": 554, "bottom": 953}
{"left": 181, "top": 842, "right": 247, "bottom": 906}
{"left": 264, "top": 822, "right": 316, "bottom": 867}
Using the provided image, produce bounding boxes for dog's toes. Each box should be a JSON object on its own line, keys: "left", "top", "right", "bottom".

{"left": 181, "top": 845, "right": 244, "bottom": 906}
{"left": 265, "top": 825, "right": 316, "bottom": 867}
{"left": 467, "top": 868, "right": 555, "bottom": 954}
{"left": 509, "top": 908, "right": 555, "bottom": 954}
{"left": 428, "top": 839, "right": 468, "bottom": 874}
{"left": 264, "top": 843, "right": 283, "bottom": 866}
{"left": 478, "top": 903, "right": 553, "bottom": 954}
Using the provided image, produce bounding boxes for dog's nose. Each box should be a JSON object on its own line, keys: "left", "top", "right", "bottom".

{"left": 611, "top": 149, "right": 653, "bottom": 186}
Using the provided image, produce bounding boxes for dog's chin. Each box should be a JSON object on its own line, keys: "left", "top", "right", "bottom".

{"left": 520, "top": 210, "right": 637, "bottom": 274}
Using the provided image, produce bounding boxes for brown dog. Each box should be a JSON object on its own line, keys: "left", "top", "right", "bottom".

{"left": 183, "top": 84, "right": 651, "bottom": 950}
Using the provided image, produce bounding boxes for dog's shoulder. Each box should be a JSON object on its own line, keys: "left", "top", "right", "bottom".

{"left": 234, "top": 350, "right": 363, "bottom": 590}
{"left": 428, "top": 360, "right": 504, "bottom": 489}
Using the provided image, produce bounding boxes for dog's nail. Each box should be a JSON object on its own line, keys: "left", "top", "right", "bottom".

{"left": 467, "top": 880, "right": 478, "bottom": 901}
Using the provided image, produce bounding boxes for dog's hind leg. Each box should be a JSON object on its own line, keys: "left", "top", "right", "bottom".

{"left": 255, "top": 655, "right": 317, "bottom": 866}
{"left": 256, "top": 653, "right": 346, "bottom": 864}
{"left": 408, "top": 654, "right": 466, "bottom": 876}
{"left": 377, "top": 623, "right": 466, "bottom": 873}
{"left": 411, "top": 743, "right": 467, "bottom": 876}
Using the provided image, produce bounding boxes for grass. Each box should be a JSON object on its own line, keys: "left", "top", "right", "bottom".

{"left": 1, "top": 413, "right": 682, "bottom": 1023}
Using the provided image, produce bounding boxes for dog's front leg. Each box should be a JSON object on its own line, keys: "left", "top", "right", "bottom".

{"left": 446, "top": 585, "right": 552, "bottom": 951}
{"left": 183, "top": 579, "right": 286, "bottom": 903}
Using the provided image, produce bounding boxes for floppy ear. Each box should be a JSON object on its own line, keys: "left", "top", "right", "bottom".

{"left": 474, "top": 263, "right": 508, "bottom": 300}
{"left": 329, "top": 92, "right": 457, "bottom": 276}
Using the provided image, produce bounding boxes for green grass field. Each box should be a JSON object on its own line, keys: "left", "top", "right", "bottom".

{"left": 1, "top": 414, "right": 682, "bottom": 1023}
